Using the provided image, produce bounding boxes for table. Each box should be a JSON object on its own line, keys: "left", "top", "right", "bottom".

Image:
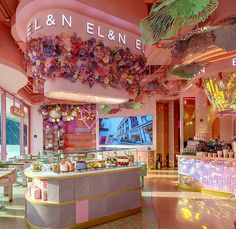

{"left": 0, "top": 169, "right": 15, "bottom": 202}
{"left": 0, "top": 161, "right": 32, "bottom": 186}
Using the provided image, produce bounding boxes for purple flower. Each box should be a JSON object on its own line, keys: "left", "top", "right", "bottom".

{"left": 78, "top": 48, "right": 88, "bottom": 61}
{"left": 87, "top": 38, "right": 96, "bottom": 47}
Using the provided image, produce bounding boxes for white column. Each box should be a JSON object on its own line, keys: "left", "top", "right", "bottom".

{"left": 168, "top": 101, "right": 174, "bottom": 167}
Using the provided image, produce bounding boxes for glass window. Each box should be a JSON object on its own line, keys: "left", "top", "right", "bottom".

{"left": 0, "top": 94, "right": 1, "bottom": 158}
{"left": 125, "top": 119, "right": 129, "bottom": 131}
{"left": 6, "top": 97, "right": 21, "bottom": 159}
{"left": 130, "top": 117, "right": 138, "bottom": 128}
{"left": 24, "top": 106, "right": 29, "bottom": 154}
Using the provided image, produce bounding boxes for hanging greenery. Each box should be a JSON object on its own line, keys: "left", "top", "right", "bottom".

{"left": 98, "top": 105, "right": 112, "bottom": 114}
{"left": 140, "top": 0, "right": 219, "bottom": 44}
{"left": 170, "top": 63, "right": 203, "bottom": 79}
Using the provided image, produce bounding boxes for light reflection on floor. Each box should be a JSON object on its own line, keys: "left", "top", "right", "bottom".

{"left": 147, "top": 170, "right": 236, "bottom": 229}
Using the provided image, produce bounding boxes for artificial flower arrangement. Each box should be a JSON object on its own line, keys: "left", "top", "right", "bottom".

{"left": 40, "top": 104, "right": 96, "bottom": 151}
{"left": 25, "top": 33, "right": 146, "bottom": 95}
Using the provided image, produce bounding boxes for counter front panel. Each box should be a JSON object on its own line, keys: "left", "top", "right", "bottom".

{"left": 178, "top": 155, "right": 236, "bottom": 194}
{"left": 25, "top": 166, "right": 142, "bottom": 229}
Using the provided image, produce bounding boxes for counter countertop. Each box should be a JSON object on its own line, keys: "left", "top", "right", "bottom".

{"left": 24, "top": 164, "right": 142, "bottom": 180}
{"left": 177, "top": 154, "right": 236, "bottom": 162}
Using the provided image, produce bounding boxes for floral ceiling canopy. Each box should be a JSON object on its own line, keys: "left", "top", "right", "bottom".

{"left": 25, "top": 33, "right": 146, "bottom": 97}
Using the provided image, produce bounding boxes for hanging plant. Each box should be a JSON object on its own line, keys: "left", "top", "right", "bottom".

{"left": 171, "top": 27, "right": 216, "bottom": 58}
{"left": 170, "top": 62, "right": 203, "bottom": 79}
{"left": 140, "top": 0, "right": 219, "bottom": 44}
{"left": 98, "top": 104, "right": 112, "bottom": 114}
{"left": 214, "top": 25, "right": 236, "bottom": 51}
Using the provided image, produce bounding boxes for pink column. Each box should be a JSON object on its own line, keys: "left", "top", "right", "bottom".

{"left": 20, "top": 104, "right": 25, "bottom": 155}
{"left": 1, "top": 92, "right": 6, "bottom": 160}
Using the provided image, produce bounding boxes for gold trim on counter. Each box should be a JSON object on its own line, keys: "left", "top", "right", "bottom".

{"left": 24, "top": 166, "right": 140, "bottom": 180}
{"left": 26, "top": 207, "right": 141, "bottom": 229}
{"left": 178, "top": 183, "right": 232, "bottom": 198}
{"left": 177, "top": 183, "right": 201, "bottom": 192}
{"left": 25, "top": 186, "right": 142, "bottom": 206}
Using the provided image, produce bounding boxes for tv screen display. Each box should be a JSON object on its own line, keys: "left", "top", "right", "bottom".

{"left": 99, "top": 115, "right": 153, "bottom": 145}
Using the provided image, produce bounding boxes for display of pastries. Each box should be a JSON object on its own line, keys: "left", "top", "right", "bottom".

{"left": 51, "top": 163, "right": 60, "bottom": 173}
{"left": 87, "top": 160, "right": 105, "bottom": 168}
{"left": 106, "top": 157, "right": 117, "bottom": 167}
{"left": 32, "top": 151, "right": 135, "bottom": 173}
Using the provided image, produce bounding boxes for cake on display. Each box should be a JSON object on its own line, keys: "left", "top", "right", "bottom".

{"left": 60, "top": 159, "right": 75, "bottom": 172}
{"left": 87, "top": 160, "right": 105, "bottom": 168}
{"left": 51, "top": 163, "right": 60, "bottom": 173}
{"left": 106, "top": 157, "right": 117, "bottom": 167}
{"left": 116, "top": 156, "right": 129, "bottom": 166}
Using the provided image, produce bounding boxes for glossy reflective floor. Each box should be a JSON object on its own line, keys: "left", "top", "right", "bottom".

{"left": 1, "top": 171, "right": 236, "bottom": 229}
{"left": 145, "top": 170, "right": 236, "bottom": 229}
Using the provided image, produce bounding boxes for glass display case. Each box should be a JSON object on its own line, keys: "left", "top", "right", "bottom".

{"left": 31, "top": 148, "right": 140, "bottom": 174}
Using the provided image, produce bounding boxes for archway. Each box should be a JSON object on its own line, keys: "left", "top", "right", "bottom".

{"left": 212, "top": 117, "right": 220, "bottom": 140}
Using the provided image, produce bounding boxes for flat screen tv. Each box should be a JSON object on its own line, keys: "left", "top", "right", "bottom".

{"left": 99, "top": 115, "right": 153, "bottom": 145}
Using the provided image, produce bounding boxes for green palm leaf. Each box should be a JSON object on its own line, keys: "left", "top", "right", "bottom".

{"left": 140, "top": 0, "right": 219, "bottom": 44}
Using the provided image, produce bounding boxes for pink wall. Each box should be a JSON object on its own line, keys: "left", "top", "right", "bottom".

{"left": 76, "top": 0, "right": 148, "bottom": 25}
{"left": 220, "top": 115, "right": 233, "bottom": 142}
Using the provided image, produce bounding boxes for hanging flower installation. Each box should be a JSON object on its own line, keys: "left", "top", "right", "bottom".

{"left": 140, "top": 0, "right": 219, "bottom": 44}
{"left": 25, "top": 33, "right": 146, "bottom": 95}
{"left": 204, "top": 72, "right": 236, "bottom": 117}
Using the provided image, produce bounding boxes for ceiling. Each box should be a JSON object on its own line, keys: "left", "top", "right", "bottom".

{"left": 0, "top": 0, "right": 18, "bottom": 26}
{"left": 0, "top": 0, "right": 155, "bottom": 105}
{"left": 0, "top": 0, "right": 232, "bottom": 104}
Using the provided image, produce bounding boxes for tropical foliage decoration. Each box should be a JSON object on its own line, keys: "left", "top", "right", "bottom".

{"left": 170, "top": 63, "right": 203, "bottom": 79}
{"left": 140, "top": 0, "right": 219, "bottom": 44}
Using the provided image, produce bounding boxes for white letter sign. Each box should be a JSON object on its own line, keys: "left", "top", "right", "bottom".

{"left": 87, "top": 22, "right": 94, "bottom": 35}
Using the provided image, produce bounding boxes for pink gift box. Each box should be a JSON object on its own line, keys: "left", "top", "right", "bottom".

{"left": 41, "top": 189, "right": 48, "bottom": 201}
{"left": 33, "top": 179, "right": 48, "bottom": 190}
{"left": 30, "top": 185, "right": 41, "bottom": 200}
{"left": 27, "top": 182, "right": 33, "bottom": 194}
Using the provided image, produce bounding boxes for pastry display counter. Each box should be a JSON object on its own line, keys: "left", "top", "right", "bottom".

{"left": 177, "top": 155, "right": 236, "bottom": 196}
{"left": 25, "top": 149, "right": 143, "bottom": 229}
